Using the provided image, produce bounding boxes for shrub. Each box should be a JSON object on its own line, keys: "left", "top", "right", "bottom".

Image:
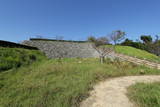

{"left": 0, "top": 47, "right": 46, "bottom": 72}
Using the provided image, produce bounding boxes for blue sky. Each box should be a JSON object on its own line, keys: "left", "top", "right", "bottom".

{"left": 0, "top": 0, "right": 160, "bottom": 42}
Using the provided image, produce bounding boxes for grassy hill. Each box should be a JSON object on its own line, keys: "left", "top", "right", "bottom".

{"left": 114, "top": 46, "right": 160, "bottom": 63}
{"left": 0, "top": 47, "right": 46, "bottom": 71}
{"left": 1, "top": 57, "right": 160, "bottom": 107}
{"left": 0, "top": 47, "right": 160, "bottom": 107}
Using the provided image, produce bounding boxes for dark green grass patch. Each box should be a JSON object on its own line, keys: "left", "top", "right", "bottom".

{"left": 127, "top": 82, "right": 160, "bottom": 107}
{"left": 0, "top": 47, "right": 46, "bottom": 71}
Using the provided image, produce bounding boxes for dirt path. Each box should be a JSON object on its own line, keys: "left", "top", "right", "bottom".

{"left": 80, "top": 75, "right": 160, "bottom": 107}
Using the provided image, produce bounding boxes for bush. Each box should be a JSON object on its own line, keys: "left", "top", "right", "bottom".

{"left": 0, "top": 47, "right": 46, "bottom": 72}
{"left": 121, "top": 39, "right": 147, "bottom": 50}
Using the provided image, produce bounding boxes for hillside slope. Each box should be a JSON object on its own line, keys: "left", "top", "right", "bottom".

{"left": 114, "top": 46, "right": 160, "bottom": 63}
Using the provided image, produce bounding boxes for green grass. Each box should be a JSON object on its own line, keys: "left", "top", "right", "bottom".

{"left": 0, "top": 47, "right": 46, "bottom": 71}
{"left": 127, "top": 82, "right": 160, "bottom": 107}
{"left": 0, "top": 58, "right": 160, "bottom": 107}
{"left": 114, "top": 45, "right": 160, "bottom": 63}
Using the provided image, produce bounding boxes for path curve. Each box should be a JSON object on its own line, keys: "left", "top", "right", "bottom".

{"left": 80, "top": 75, "right": 160, "bottom": 107}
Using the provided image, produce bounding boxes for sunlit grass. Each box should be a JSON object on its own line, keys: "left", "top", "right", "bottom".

{"left": 0, "top": 58, "right": 160, "bottom": 107}
{"left": 127, "top": 82, "right": 160, "bottom": 107}
{"left": 114, "top": 45, "right": 160, "bottom": 63}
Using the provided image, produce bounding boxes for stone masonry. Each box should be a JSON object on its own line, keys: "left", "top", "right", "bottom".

{"left": 22, "top": 39, "right": 99, "bottom": 58}
{"left": 22, "top": 38, "right": 160, "bottom": 69}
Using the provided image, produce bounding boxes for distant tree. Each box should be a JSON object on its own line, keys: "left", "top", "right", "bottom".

{"left": 121, "top": 38, "right": 133, "bottom": 46}
{"left": 155, "top": 35, "right": 159, "bottom": 43}
{"left": 140, "top": 35, "right": 153, "bottom": 54}
{"left": 110, "top": 30, "right": 125, "bottom": 45}
{"left": 140, "top": 35, "right": 152, "bottom": 44}
{"left": 88, "top": 36, "right": 96, "bottom": 42}
{"left": 88, "top": 36, "right": 113, "bottom": 64}
{"left": 149, "top": 35, "right": 160, "bottom": 56}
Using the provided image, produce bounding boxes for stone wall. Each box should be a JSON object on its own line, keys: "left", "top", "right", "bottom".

{"left": 22, "top": 39, "right": 99, "bottom": 58}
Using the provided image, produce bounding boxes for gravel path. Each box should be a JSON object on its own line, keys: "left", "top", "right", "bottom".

{"left": 80, "top": 75, "right": 160, "bottom": 107}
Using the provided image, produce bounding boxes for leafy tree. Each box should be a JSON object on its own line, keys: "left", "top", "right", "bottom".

{"left": 149, "top": 35, "right": 160, "bottom": 56}
{"left": 88, "top": 36, "right": 96, "bottom": 42}
{"left": 121, "top": 39, "right": 133, "bottom": 46}
{"left": 140, "top": 35, "right": 152, "bottom": 43}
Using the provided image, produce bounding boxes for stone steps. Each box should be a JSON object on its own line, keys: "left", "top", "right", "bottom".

{"left": 110, "top": 53, "right": 160, "bottom": 69}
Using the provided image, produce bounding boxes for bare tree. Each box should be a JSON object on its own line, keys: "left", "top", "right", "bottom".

{"left": 88, "top": 36, "right": 114, "bottom": 64}
{"left": 55, "top": 35, "right": 64, "bottom": 41}
{"left": 110, "top": 30, "right": 125, "bottom": 45}
{"left": 93, "top": 45, "right": 113, "bottom": 64}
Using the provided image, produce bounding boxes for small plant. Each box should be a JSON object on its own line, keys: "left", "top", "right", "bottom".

{"left": 140, "top": 69, "right": 145, "bottom": 74}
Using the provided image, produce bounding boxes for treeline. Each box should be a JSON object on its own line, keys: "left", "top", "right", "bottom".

{"left": 87, "top": 30, "right": 160, "bottom": 56}
{"left": 121, "top": 35, "right": 160, "bottom": 56}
